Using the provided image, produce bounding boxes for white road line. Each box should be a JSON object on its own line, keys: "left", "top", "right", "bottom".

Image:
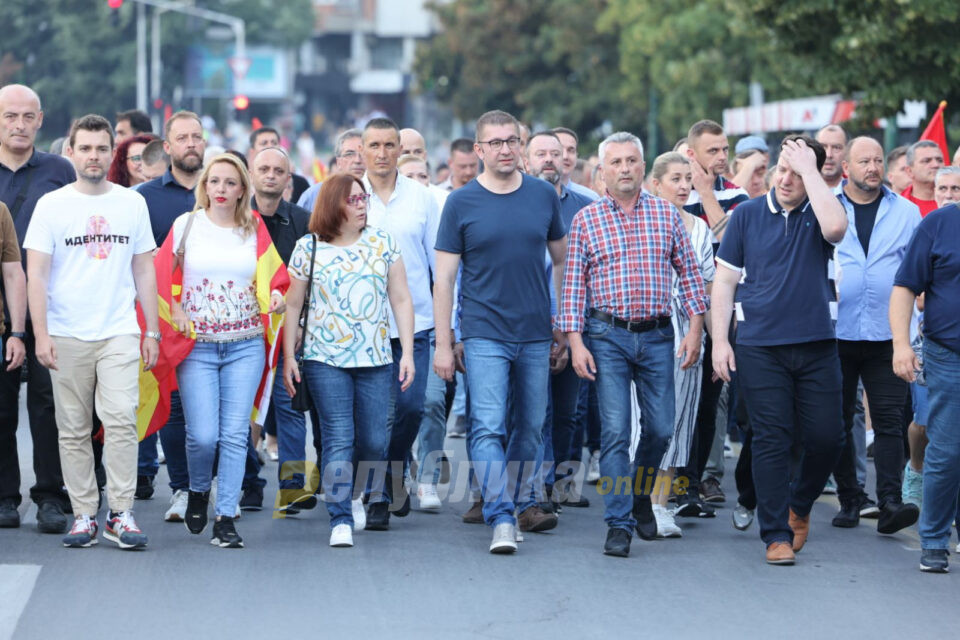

{"left": 0, "top": 564, "right": 41, "bottom": 640}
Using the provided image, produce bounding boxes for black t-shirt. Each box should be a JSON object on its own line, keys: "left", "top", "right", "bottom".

{"left": 853, "top": 193, "right": 882, "bottom": 256}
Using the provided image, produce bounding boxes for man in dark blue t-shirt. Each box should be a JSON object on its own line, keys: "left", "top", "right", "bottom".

{"left": 891, "top": 196, "right": 960, "bottom": 573}
{"left": 434, "top": 110, "right": 567, "bottom": 554}
{"left": 712, "top": 135, "right": 848, "bottom": 566}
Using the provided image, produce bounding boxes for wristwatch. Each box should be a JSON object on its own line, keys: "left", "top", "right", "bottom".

{"left": 144, "top": 330, "right": 162, "bottom": 342}
{"left": 9, "top": 332, "right": 25, "bottom": 340}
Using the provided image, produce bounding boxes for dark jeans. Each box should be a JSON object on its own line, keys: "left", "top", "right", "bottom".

{"left": 138, "top": 433, "right": 159, "bottom": 477}
{"left": 737, "top": 340, "right": 844, "bottom": 546}
{"left": 834, "top": 339, "right": 908, "bottom": 508}
{"left": 549, "top": 359, "right": 582, "bottom": 481}
{"left": 384, "top": 330, "right": 431, "bottom": 503}
{"left": 570, "top": 379, "right": 601, "bottom": 463}
{"left": 0, "top": 325, "right": 69, "bottom": 508}
{"left": 678, "top": 334, "right": 724, "bottom": 495}
{"left": 734, "top": 380, "right": 756, "bottom": 509}
{"left": 157, "top": 390, "right": 189, "bottom": 492}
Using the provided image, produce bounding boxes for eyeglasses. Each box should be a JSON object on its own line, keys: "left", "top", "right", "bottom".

{"left": 346, "top": 193, "right": 371, "bottom": 206}
{"left": 128, "top": 154, "right": 143, "bottom": 163}
{"left": 478, "top": 137, "right": 521, "bottom": 151}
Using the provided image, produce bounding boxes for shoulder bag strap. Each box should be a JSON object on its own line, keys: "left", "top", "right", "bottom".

{"left": 174, "top": 212, "right": 197, "bottom": 272}
{"left": 296, "top": 234, "right": 317, "bottom": 361}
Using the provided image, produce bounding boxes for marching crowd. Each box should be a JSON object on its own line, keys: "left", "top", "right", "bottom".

{"left": 1, "top": 81, "right": 960, "bottom": 573}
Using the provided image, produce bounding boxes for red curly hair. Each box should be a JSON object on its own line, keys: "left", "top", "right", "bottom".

{"left": 107, "top": 133, "right": 156, "bottom": 187}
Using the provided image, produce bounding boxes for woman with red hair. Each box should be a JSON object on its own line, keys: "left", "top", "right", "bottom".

{"left": 108, "top": 133, "right": 155, "bottom": 187}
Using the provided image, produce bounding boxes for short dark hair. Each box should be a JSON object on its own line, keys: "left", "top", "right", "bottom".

{"left": 141, "top": 139, "right": 168, "bottom": 166}
{"left": 249, "top": 126, "right": 279, "bottom": 148}
{"left": 310, "top": 173, "right": 365, "bottom": 241}
{"left": 475, "top": 110, "right": 519, "bottom": 142}
{"left": 526, "top": 130, "right": 561, "bottom": 151}
{"left": 117, "top": 109, "right": 152, "bottom": 135}
{"left": 164, "top": 110, "right": 202, "bottom": 139}
{"left": 687, "top": 120, "right": 724, "bottom": 146}
{"left": 449, "top": 138, "right": 474, "bottom": 156}
{"left": 363, "top": 117, "right": 400, "bottom": 137}
{"left": 225, "top": 149, "right": 248, "bottom": 169}
{"left": 551, "top": 127, "right": 578, "bottom": 144}
{"left": 780, "top": 134, "right": 826, "bottom": 172}
{"left": 69, "top": 114, "right": 114, "bottom": 149}
{"left": 886, "top": 145, "right": 908, "bottom": 167}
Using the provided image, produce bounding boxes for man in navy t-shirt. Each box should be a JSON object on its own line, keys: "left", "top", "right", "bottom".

{"left": 434, "top": 110, "right": 567, "bottom": 554}
{"left": 891, "top": 182, "right": 960, "bottom": 573}
{"left": 712, "top": 135, "right": 848, "bottom": 566}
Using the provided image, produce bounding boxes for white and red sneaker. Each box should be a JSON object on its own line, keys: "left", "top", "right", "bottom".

{"left": 62, "top": 515, "right": 98, "bottom": 548}
{"left": 104, "top": 511, "right": 148, "bottom": 550}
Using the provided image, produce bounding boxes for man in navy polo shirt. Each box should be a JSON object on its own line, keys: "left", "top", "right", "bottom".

{"left": 712, "top": 134, "right": 848, "bottom": 565}
{"left": 0, "top": 84, "right": 76, "bottom": 533}
{"left": 891, "top": 193, "right": 960, "bottom": 573}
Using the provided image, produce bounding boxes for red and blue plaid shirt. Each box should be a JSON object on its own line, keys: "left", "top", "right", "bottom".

{"left": 559, "top": 191, "right": 709, "bottom": 332}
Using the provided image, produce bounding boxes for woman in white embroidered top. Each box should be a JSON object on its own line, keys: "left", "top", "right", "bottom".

{"left": 283, "top": 173, "right": 415, "bottom": 549}
{"left": 170, "top": 153, "right": 285, "bottom": 549}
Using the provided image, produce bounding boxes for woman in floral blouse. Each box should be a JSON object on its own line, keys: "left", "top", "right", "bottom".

{"left": 283, "top": 173, "right": 414, "bottom": 549}
{"left": 170, "top": 153, "right": 285, "bottom": 549}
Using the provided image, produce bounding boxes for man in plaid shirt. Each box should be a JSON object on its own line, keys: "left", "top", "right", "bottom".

{"left": 559, "top": 131, "right": 708, "bottom": 557}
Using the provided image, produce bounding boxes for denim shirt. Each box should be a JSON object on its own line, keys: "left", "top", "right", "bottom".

{"left": 835, "top": 182, "right": 921, "bottom": 341}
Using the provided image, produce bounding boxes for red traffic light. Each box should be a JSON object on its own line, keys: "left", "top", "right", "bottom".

{"left": 108, "top": 0, "right": 124, "bottom": 8}
{"left": 233, "top": 95, "right": 250, "bottom": 110}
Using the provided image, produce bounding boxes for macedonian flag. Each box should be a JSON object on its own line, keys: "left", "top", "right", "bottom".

{"left": 135, "top": 211, "right": 290, "bottom": 440}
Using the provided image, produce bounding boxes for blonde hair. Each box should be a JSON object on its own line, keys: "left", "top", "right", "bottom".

{"left": 397, "top": 154, "right": 426, "bottom": 169}
{"left": 193, "top": 153, "right": 257, "bottom": 238}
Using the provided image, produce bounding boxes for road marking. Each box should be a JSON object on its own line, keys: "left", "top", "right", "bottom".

{"left": 0, "top": 564, "right": 41, "bottom": 640}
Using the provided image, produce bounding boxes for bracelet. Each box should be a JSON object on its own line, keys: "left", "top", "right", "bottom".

{"left": 9, "top": 331, "right": 25, "bottom": 340}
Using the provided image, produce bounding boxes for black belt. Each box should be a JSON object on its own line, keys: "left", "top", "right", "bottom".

{"left": 588, "top": 309, "right": 670, "bottom": 333}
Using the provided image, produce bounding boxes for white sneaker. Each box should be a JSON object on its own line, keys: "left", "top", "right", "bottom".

{"left": 329, "top": 523, "right": 353, "bottom": 547}
{"left": 351, "top": 498, "right": 366, "bottom": 530}
{"left": 490, "top": 522, "right": 518, "bottom": 554}
{"left": 417, "top": 484, "right": 442, "bottom": 510}
{"left": 653, "top": 504, "right": 682, "bottom": 538}
{"left": 164, "top": 490, "right": 188, "bottom": 522}
{"left": 586, "top": 450, "right": 601, "bottom": 483}
{"left": 157, "top": 441, "right": 166, "bottom": 464}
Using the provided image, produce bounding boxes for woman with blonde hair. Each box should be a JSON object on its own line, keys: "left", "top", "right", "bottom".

{"left": 647, "top": 151, "right": 716, "bottom": 538}
{"left": 169, "top": 153, "right": 287, "bottom": 548}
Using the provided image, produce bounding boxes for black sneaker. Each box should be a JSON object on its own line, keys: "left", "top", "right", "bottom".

{"left": 674, "top": 494, "right": 716, "bottom": 519}
{"left": 0, "top": 499, "right": 20, "bottom": 528}
{"left": 276, "top": 489, "right": 318, "bottom": 514}
{"left": 831, "top": 500, "right": 860, "bottom": 528}
{"left": 632, "top": 495, "right": 658, "bottom": 541}
{"left": 859, "top": 496, "right": 881, "bottom": 519}
{"left": 920, "top": 548, "right": 949, "bottom": 573}
{"left": 185, "top": 490, "right": 209, "bottom": 534}
{"left": 603, "top": 527, "right": 631, "bottom": 557}
{"left": 365, "top": 501, "right": 390, "bottom": 531}
{"left": 393, "top": 490, "right": 411, "bottom": 518}
{"left": 36, "top": 501, "right": 68, "bottom": 534}
{"left": 210, "top": 517, "right": 243, "bottom": 548}
{"left": 239, "top": 486, "right": 264, "bottom": 512}
{"left": 135, "top": 475, "right": 155, "bottom": 500}
{"left": 877, "top": 500, "right": 920, "bottom": 535}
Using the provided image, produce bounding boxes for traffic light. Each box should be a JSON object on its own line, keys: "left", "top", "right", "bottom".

{"left": 107, "top": 0, "right": 124, "bottom": 7}
{"left": 233, "top": 95, "right": 250, "bottom": 110}
{"left": 108, "top": 0, "right": 122, "bottom": 27}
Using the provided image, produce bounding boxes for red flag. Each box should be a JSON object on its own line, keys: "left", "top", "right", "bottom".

{"left": 920, "top": 101, "right": 949, "bottom": 162}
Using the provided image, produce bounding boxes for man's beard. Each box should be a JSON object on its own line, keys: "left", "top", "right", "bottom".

{"left": 535, "top": 167, "right": 560, "bottom": 184}
{"left": 173, "top": 152, "right": 202, "bottom": 174}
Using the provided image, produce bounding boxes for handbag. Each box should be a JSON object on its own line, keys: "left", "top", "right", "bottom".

{"left": 290, "top": 235, "right": 317, "bottom": 412}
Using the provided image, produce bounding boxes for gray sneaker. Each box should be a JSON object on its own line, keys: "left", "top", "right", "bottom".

{"left": 489, "top": 522, "right": 518, "bottom": 554}
{"left": 732, "top": 504, "right": 754, "bottom": 531}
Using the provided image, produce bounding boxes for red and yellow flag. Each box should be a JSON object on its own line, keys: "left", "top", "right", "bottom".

{"left": 920, "top": 100, "right": 949, "bottom": 164}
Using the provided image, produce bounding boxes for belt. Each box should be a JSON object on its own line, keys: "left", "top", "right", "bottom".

{"left": 588, "top": 309, "right": 670, "bottom": 333}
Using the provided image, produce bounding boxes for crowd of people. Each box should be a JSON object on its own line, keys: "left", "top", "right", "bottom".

{"left": 1, "top": 81, "right": 959, "bottom": 572}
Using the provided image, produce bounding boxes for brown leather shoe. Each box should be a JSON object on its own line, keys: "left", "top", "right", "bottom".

{"left": 462, "top": 500, "right": 484, "bottom": 524}
{"left": 789, "top": 508, "right": 810, "bottom": 552}
{"left": 766, "top": 541, "right": 796, "bottom": 565}
{"left": 518, "top": 505, "right": 559, "bottom": 532}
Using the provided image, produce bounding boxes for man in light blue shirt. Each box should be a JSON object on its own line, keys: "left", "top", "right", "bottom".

{"left": 832, "top": 136, "right": 921, "bottom": 535}
{"left": 295, "top": 129, "right": 364, "bottom": 213}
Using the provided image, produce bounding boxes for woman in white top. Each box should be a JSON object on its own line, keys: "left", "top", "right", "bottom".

{"left": 170, "top": 153, "right": 285, "bottom": 548}
{"left": 647, "top": 152, "right": 716, "bottom": 538}
{"left": 283, "top": 173, "right": 415, "bottom": 548}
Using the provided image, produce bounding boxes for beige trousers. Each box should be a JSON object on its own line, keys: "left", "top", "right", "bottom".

{"left": 49, "top": 334, "right": 141, "bottom": 516}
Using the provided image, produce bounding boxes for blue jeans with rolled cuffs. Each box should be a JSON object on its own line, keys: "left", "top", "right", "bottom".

{"left": 177, "top": 337, "right": 265, "bottom": 518}
{"left": 463, "top": 338, "right": 551, "bottom": 527}
{"left": 588, "top": 317, "right": 676, "bottom": 532}
{"left": 303, "top": 360, "right": 391, "bottom": 528}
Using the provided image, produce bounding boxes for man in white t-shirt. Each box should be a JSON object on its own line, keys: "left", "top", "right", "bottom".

{"left": 24, "top": 114, "right": 160, "bottom": 550}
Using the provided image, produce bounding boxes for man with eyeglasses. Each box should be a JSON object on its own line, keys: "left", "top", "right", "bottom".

{"left": 434, "top": 110, "right": 567, "bottom": 553}
{"left": 296, "top": 129, "right": 365, "bottom": 213}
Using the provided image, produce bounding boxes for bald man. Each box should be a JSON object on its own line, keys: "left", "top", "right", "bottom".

{"left": 0, "top": 84, "right": 76, "bottom": 532}
{"left": 399, "top": 127, "right": 448, "bottom": 210}
{"left": 832, "top": 136, "right": 922, "bottom": 535}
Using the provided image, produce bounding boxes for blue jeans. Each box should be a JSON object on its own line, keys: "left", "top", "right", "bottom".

{"left": 303, "top": 360, "right": 391, "bottom": 528}
{"left": 384, "top": 330, "right": 431, "bottom": 503}
{"left": 158, "top": 391, "right": 189, "bottom": 492}
{"left": 416, "top": 336, "right": 448, "bottom": 485}
{"left": 137, "top": 433, "right": 159, "bottom": 477}
{"left": 177, "top": 338, "right": 265, "bottom": 518}
{"left": 919, "top": 339, "right": 960, "bottom": 550}
{"left": 463, "top": 338, "right": 551, "bottom": 526}
{"left": 736, "top": 340, "right": 844, "bottom": 546}
{"left": 588, "top": 318, "right": 675, "bottom": 531}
